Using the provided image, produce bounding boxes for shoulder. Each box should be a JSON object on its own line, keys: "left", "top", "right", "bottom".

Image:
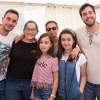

{"left": 47, "top": 56, "right": 58, "bottom": 64}
{"left": 8, "top": 31, "right": 17, "bottom": 38}
{"left": 77, "top": 53, "right": 87, "bottom": 66}
{"left": 75, "top": 26, "right": 86, "bottom": 34}
{"left": 78, "top": 53, "right": 86, "bottom": 60}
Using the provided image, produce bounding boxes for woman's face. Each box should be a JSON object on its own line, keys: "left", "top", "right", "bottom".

{"left": 61, "top": 33, "right": 74, "bottom": 51}
{"left": 46, "top": 22, "right": 58, "bottom": 38}
{"left": 24, "top": 23, "right": 38, "bottom": 40}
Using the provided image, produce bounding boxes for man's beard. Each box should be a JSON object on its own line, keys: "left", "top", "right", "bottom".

{"left": 84, "top": 19, "right": 96, "bottom": 27}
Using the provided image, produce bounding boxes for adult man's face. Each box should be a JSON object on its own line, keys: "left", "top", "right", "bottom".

{"left": 81, "top": 6, "right": 96, "bottom": 27}
{"left": 2, "top": 12, "right": 18, "bottom": 32}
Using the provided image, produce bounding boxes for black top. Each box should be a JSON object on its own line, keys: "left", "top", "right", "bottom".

{"left": 7, "top": 40, "right": 37, "bottom": 79}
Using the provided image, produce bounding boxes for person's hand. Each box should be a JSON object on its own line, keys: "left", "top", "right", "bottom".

{"left": 70, "top": 47, "right": 80, "bottom": 59}
{"left": 48, "top": 96, "right": 54, "bottom": 100}
{"left": 79, "top": 88, "right": 83, "bottom": 93}
{"left": 15, "top": 34, "right": 25, "bottom": 43}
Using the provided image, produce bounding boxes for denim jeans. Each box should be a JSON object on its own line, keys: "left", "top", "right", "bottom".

{"left": 5, "top": 74, "right": 32, "bottom": 100}
{"left": 0, "top": 79, "right": 5, "bottom": 100}
{"left": 34, "top": 86, "right": 52, "bottom": 100}
{"left": 84, "top": 81, "right": 100, "bottom": 100}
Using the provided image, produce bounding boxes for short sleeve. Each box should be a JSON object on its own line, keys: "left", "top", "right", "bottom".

{"left": 79, "top": 53, "right": 87, "bottom": 66}
{"left": 51, "top": 57, "right": 59, "bottom": 72}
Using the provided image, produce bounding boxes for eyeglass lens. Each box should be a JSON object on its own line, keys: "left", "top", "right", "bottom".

{"left": 25, "top": 28, "right": 37, "bottom": 32}
{"left": 46, "top": 27, "right": 57, "bottom": 31}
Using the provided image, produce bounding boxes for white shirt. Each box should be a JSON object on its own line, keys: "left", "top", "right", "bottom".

{"left": 0, "top": 31, "right": 17, "bottom": 81}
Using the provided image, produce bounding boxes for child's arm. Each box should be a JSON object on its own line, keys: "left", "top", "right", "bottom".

{"left": 48, "top": 71, "right": 58, "bottom": 100}
{"left": 79, "top": 62, "right": 87, "bottom": 93}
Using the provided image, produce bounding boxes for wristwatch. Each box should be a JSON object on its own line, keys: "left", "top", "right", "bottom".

{"left": 51, "top": 94, "right": 56, "bottom": 98}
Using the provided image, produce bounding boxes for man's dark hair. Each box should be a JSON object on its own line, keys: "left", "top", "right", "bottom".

{"left": 79, "top": 3, "right": 95, "bottom": 17}
{"left": 4, "top": 9, "right": 19, "bottom": 18}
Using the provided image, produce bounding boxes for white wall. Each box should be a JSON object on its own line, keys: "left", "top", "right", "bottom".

{"left": 0, "top": 1, "right": 100, "bottom": 38}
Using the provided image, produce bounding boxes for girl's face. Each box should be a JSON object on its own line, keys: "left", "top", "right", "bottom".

{"left": 39, "top": 36, "right": 52, "bottom": 55}
{"left": 24, "top": 23, "right": 38, "bottom": 40}
{"left": 46, "top": 23, "right": 58, "bottom": 37}
{"left": 61, "top": 33, "right": 74, "bottom": 51}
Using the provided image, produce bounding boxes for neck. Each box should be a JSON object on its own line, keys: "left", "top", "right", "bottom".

{"left": 86, "top": 22, "right": 99, "bottom": 33}
{"left": 63, "top": 49, "right": 71, "bottom": 57}
{"left": 0, "top": 26, "right": 9, "bottom": 36}
{"left": 53, "top": 36, "right": 58, "bottom": 48}
{"left": 22, "top": 37, "right": 35, "bottom": 43}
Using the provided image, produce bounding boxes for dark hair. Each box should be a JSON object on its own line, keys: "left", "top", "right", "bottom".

{"left": 24, "top": 20, "right": 38, "bottom": 30}
{"left": 57, "top": 28, "right": 77, "bottom": 61}
{"left": 37, "top": 33, "right": 55, "bottom": 58}
{"left": 4, "top": 9, "right": 19, "bottom": 18}
{"left": 45, "top": 21, "right": 58, "bottom": 29}
{"left": 79, "top": 3, "right": 95, "bottom": 17}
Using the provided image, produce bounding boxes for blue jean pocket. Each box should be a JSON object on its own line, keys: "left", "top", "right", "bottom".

{"left": 34, "top": 86, "right": 52, "bottom": 100}
{"left": 68, "top": 85, "right": 82, "bottom": 100}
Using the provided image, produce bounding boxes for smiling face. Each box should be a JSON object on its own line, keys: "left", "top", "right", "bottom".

{"left": 81, "top": 6, "right": 96, "bottom": 27}
{"left": 2, "top": 12, "right": 18, "bottom": 32}
{"left": 61, "top": 33, "right": 74, "bottom": 51}
{"left": 39, "top": 36, "right": 52, "bottom": 55}
{"left": 24, "top": 22, "right": 38, "bottom": 41}
{"left": 46, "top": 22, "right": 58, "bottom": 37}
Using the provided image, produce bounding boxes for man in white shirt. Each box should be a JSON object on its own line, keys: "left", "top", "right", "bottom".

{"left": 0, "top": 9, "right": 19, "bottom": 100}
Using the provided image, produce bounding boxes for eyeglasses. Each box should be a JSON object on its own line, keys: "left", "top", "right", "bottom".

{"left": 89, "top": 34, "right": 93, "bottom": 45}
{"left": 46, "top": 27, "right": 57, "bottom": 31}
{"left": 25, "top": 28, "right": 37, "bottom": 32}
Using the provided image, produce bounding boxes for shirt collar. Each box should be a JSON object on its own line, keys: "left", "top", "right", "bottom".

{"left": 85, "top": 22, "right": 100, "bottom": 35}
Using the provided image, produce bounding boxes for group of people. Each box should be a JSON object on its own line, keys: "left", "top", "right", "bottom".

{"left": 0, "top": 3, "right": 100, "bottom": 100}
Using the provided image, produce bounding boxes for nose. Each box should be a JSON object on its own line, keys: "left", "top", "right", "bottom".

{"left": 9, "top": 20, "right": 13, "bottom": 25}
{"left": 42, "top": 43, "right": 45, "bottom": 46}
{"left": 86, "top": 13, "right": 91, "bottom": 17}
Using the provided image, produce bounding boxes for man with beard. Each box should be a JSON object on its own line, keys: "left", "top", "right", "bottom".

{"left": 0, "top": 9, "right": 19, "bottom": 100}
{"left": 75, "top": 3, "right": 100, "bottom": 100}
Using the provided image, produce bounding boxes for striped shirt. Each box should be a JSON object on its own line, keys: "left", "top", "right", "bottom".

{"left": 31, "top": 55, "right": 58, "bottom": 87}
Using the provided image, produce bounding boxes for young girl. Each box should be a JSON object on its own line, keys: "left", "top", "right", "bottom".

{"left": 57, "top": 28, "right": 87, "bottom": 100}
{"left": 31, "top": 33, "right": 58, "bottom": 100}
{"left": 5, "top": 20, "right": 38, "bottom": 100}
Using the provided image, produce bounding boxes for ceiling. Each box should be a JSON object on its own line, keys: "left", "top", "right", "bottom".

{"left": 0, "top": 0, "right": 100, "bottom": 6}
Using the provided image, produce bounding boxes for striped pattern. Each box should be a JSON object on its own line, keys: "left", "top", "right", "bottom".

{"left": 31, "top": 55, "right": 58, "bottom": 87}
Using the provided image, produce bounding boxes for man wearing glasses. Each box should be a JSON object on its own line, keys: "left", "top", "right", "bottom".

{"left": 75, "top": 3, "right": 100, "bottom": 100}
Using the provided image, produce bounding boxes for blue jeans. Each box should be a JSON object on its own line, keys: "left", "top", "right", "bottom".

{"left": 34, "top": 86, "right": 52, "bottom": 100}
{"left": 84, "top": 81, "right": 100, "bottom": 100}
{"left": 0, "top": 79, "right": 5, "bottom": 100}
{"left": 5, "top": 74, "right": 32, "bottom": 100}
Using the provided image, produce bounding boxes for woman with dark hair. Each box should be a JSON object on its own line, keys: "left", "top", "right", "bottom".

{"left": 45, "top": 21, "right": 59, "bottom": 54}
{"left": 5, "top": 20, "right": 38, "bottom": 100}
{"left": 57, "top": 28, "right": 87, "bottom": 100}
{"left": 45, "top": 21, "right": 80, "bottom": 58}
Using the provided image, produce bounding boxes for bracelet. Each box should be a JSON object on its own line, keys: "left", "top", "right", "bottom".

{"left": 51, "top": 94, "right": 56, "bottom": 98}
